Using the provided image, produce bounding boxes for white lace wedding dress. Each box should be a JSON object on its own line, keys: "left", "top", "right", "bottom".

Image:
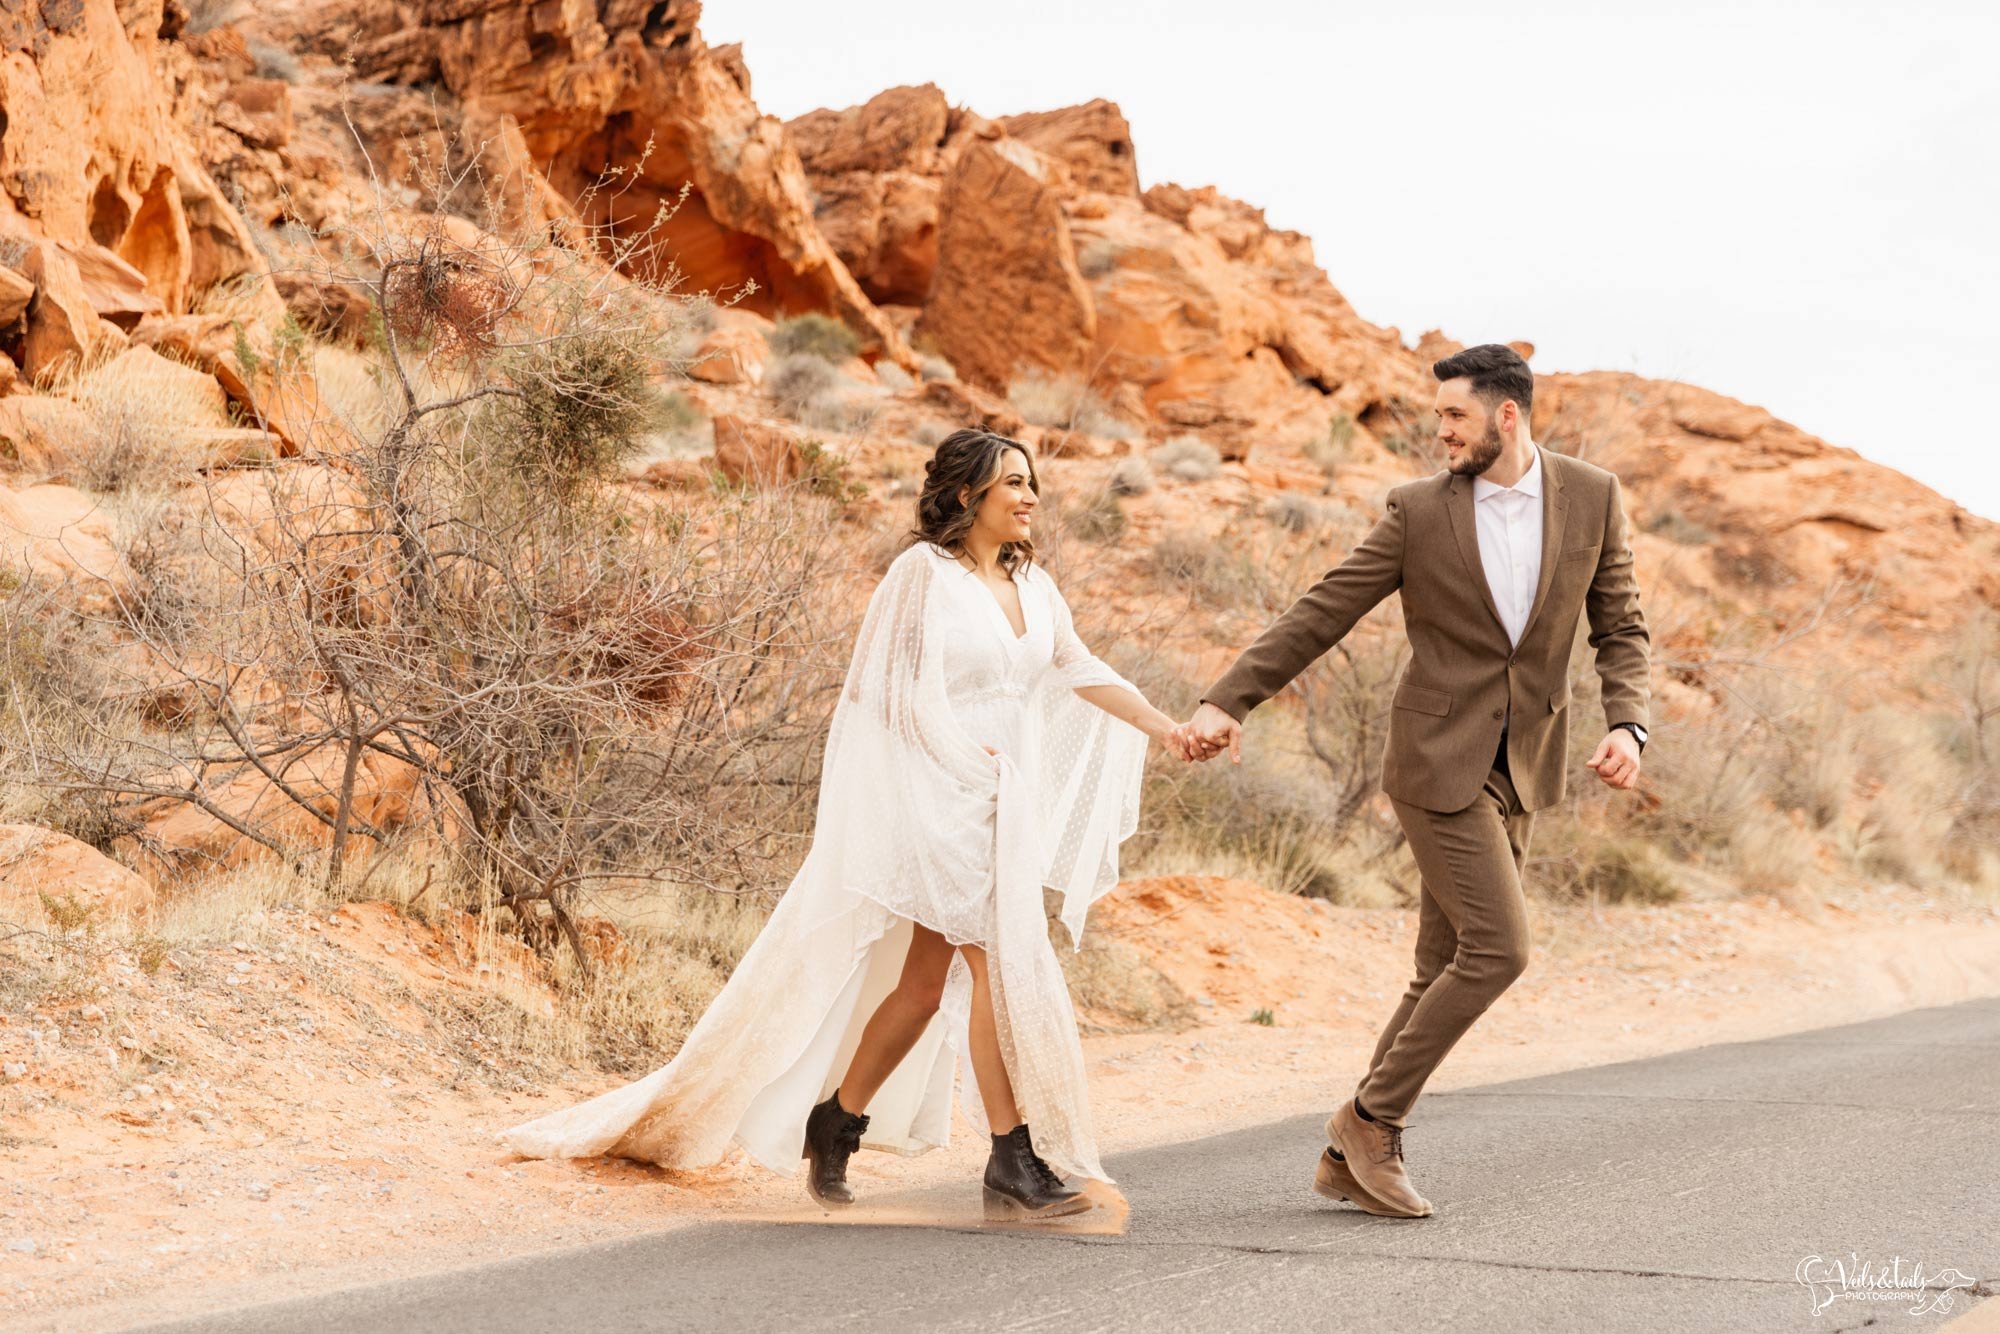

{"left": 497, "top": 540, "right": 1149, "bottom": 1182}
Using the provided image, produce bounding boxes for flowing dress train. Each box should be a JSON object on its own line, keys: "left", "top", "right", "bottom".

{"left": 497, "top": 541, "right": 1148, "bottom": 1181}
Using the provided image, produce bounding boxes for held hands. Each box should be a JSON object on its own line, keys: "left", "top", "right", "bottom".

{"left": 1170, "top": 702, "right": 1243, "bottom": 765}
{"left": 1585, "top": 729, "right": 1642, "bottom": 791}
{"left": 1136, "top": 700, "right": 1224, "bottom": 760}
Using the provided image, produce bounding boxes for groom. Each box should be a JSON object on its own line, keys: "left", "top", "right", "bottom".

{"left": 1177, "top": 344, "right": 1652, "bottom": 1218}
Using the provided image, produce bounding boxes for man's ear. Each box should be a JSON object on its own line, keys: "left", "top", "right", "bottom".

{"left": 1498, "top": 400, "right": 1518, "bottom": 434}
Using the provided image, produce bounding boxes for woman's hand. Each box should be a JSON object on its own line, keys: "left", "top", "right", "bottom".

{"left": 1142, "top": 712, "right": 1196, "bottom": 762}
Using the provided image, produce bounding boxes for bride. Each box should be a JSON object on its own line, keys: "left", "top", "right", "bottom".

{"left": 499, "top": 427, "right": 1186, "bottom": 1220}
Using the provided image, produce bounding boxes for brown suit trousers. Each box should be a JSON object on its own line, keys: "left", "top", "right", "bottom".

{"left": 1201, "top": 445, "right": 1652, "bottom": 1126}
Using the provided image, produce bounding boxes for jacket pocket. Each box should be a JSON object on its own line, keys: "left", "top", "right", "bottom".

{"left": 1393, "top": 682, "right": 1452, "bottom": 717}
{"left": 1557, "top": 545, "right": 1599, "bottom": 564}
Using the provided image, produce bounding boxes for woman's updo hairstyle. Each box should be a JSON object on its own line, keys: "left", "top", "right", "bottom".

{"left": 910, "top": 427, "right": 1040, "bottom": 576}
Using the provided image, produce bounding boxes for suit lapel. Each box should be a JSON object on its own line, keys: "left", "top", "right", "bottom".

{"left": 1518, "top": 445, "right": 1570, "bottom": 644}
{"left": 1443, "top": 473, "right": 1507, "bottom": 636}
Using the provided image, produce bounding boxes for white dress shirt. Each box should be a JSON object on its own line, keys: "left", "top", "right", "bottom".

{"left": 1472, "top": 446, "right": 1543, "bottom": 648}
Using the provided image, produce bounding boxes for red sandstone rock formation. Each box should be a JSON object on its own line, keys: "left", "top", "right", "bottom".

{"left": 266, "top": 0, "right": 913, "bottom": 366}
{"left": 923, "top": 138, "right": 1098, "bottom": 396}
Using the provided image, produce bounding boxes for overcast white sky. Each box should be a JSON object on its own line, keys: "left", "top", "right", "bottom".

{"left": 706, "top": 1, "right": 1998, "bottom": 520}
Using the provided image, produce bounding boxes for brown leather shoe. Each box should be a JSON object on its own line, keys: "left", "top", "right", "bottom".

{"left": 1325, "top": 1100, "right": 1433, "bottom": 1218}
{"left": 1312, "top": 1147, "right": 1399, "bottom": 1216}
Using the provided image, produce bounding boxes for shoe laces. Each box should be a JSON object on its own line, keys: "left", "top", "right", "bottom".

{"left": 1015, "top": 1130, "right": 1065, "bottom": 1194}
{"left": 1027, "top": 1149, "right": 1066, "bottom": 1195}
{"left": 1382, "top": 1124, "right": 1404, "bottom": 1161}
{"left": 836, "top": 1111, "right": 869, "bottom": 1156}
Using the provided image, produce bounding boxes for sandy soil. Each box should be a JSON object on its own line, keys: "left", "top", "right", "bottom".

{"left": 3, "top": 879, "right": 1997, "bottom": 1333}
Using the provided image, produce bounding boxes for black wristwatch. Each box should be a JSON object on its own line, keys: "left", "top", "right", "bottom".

{"left": 1610, "top": 721, "right": 1649, "bottom": 753}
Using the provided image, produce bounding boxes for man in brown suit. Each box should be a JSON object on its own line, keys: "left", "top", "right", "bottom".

{"left": 1177, "top": 344, "right": 1652, "bottom": 1218}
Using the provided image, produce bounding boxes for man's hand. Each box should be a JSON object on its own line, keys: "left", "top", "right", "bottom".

{"left": 1176, "top": 702, "right": 1243, "bottom": 765}
{"left": 1585, "top": 729, "right": 1642, "bottom": 790}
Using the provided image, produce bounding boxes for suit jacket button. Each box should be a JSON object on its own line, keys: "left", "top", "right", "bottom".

{"left": 1491, "top": 708, "right": 1504, "bottom": 720}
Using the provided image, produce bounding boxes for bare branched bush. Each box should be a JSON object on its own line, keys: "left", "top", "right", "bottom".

{"left": 4, "top": 159, "right": 856, "bottom": 977}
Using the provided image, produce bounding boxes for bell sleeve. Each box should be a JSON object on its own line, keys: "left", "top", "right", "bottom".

{"left": 802, "top": 546, "right": 1002, "bottom": 941}
{"left": 1031, "top": 566, "right": 1150, "bottom": 945}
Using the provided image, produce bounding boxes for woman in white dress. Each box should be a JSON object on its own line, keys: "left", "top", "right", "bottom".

{"left": 499, "top": 428, "right": 1187, "bottom": 1219}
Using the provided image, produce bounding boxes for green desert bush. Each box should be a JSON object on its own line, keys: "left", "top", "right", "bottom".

{"left": 765, "top": 313, "right": 859, "bottom": 363}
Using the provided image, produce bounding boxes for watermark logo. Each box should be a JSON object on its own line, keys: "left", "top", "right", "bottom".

{"left": 1796, "top": 1253, "right": 1978, "bottom": 1318}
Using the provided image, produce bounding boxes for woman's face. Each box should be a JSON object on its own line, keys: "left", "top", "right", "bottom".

{"left": 962, "top": 447, "right": 1038, "bottom": 546}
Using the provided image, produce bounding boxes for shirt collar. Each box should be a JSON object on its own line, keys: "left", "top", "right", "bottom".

{"left": 1473, "top": 444, "right": 1543, "bottom": 503}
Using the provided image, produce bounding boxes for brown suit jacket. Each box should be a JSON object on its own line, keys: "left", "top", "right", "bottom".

{"left": 1202, "top": 445, "right": 1651, "bottom": 814}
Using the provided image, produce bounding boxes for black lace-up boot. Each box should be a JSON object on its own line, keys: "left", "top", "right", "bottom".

{"left": 982, "top": 1124, "right": 1091, "bottom": 1220}
{"left": 801, "top": 1090, "right": 868, "bottom": 1207}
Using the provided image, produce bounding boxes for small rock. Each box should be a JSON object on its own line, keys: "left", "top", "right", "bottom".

{"left": 134, "top": 1082, "right": 156, "bottom": 1098}
{"left": 232, "top": 961, "right": 252, "bottom": 974}
{"left": 188, "top": 1109, "right": 213, "bottom": 1128}
{"left": 81, "top": 1005, "right": 106, "bottom": 1022}
{"left": 231, "top": 941, "right": 252, "bottom": 953}
{"left": 245, "top": 1181, "right": 270, "bottom": 1201}
{"left": 2, "top": 1062, "right": 26, "bottom": 1079}
{"left": 117, "top": 1036, "right": 139, "bottom": 1050}
{"left": 5, "top": 1238, "right": 34, "bottom": 1255}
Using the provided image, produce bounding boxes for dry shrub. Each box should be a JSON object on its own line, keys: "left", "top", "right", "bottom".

{"left": 2, "top": 169, "right": 847, "bottom": 976}
{"left": 1150, "top": 434, "right": 1222, "bottom": 482}
{"left": 765, "top": 313, "right": 859, "bottom": 363}
{"left": 1109, "top": 458, "right": 1153, "bottom": 497}
{"left": 1730, "top": 806, "right": 1818, "bottom": 895}
{"left": 1304, "top": 412, "right": 1355, "bottom": 487}
{"left": 381, "top": 230, "right": 518, "bottom": 360}
{"left": 765, "top": 352, "right": 853, "bottom": 429}
{"left": 1266, "top": 493, "right": 1329, "bottom": 533}
{"left": 1008, "top": 371, "right": 1135, "bottom": 440}
{"left": 1543, "top": 835, "right": 1681, "bottom": 905}
{"left": 1053, "top": 923, "right": 1193, "bottom": 1032}
{"left": 494, "top": 328, "right": 670, "bottom": 493}
{"left": 1052, "top": 486, "right": 1126, "bottom": 543}
{"left": 50, "top": 349, "right": 234, "bottom": 493}
{"left": 1151, "top": 527, "right": 1259, "bottom": 605}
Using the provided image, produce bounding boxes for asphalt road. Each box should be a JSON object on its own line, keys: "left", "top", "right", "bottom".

{"left": 129, "top": 997, "right": 2000, "bottom": 1334}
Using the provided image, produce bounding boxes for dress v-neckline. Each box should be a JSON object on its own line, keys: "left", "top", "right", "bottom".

{"left": 944, "top": 548, "right": 1030, "bottom": 642}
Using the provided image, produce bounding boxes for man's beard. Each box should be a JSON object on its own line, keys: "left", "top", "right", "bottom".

{"left": 1447, "top": 417, "right": 1505, "bottom": 476}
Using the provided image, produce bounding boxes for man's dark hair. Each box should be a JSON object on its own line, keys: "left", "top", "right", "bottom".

{"left": 1432, "top": 343, "right": 1534, "bottom": 418}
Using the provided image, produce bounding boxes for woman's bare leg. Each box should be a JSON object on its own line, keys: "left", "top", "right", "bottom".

{"left": 836, "top": 922, "right": 956, "bottom": 1113}
{"left": 957, "top": 944, "right": 1021, "bottom": 1133}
